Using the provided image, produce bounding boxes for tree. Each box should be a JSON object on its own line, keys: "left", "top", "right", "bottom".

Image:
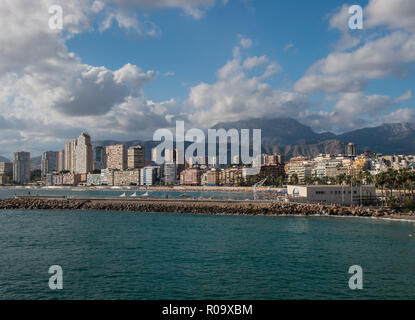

{"left": 31, "top": 169, "right": 41, "bottom": 181}
{"left": 290, "top": 174, "right": 299, "bottom": 185}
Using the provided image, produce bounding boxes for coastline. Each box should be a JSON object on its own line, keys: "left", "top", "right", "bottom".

{"left": 1, "top": 196, "right": 414, "bottom": 222}
{"left": 0, "top": 185, "right": 282, "bottom": 193}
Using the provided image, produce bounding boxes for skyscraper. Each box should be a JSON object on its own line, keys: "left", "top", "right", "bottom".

{"left": 74, "top": 133, "right": 93, "bottom": 174}
{"left": 105, "top": 144, "right": 127, "bottom": 170}
{"left": 57, "top": 150, "right": 65, "bottom": 172}
{"left": 13, "top": 152, "right": 30, "bottom": 184}
{"left": 64, "top": 142, "right": 72, "bottom": 172}
{"left": 64, "top": 139, "right": 77, "bottom": 172}
{"left": 93, "top": 146, "right": 106, "bottom": 171}
{"left": 128, "top": 145, "right": 145, "bottom": 169}
{"left": 345, "top": 143, "right": 357, "bottom": 157}
{"left": 41, "top": 151, "right": 58, "bottom": 177}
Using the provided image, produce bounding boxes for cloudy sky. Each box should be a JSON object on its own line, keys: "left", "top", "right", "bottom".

{"left": 0, "top": 0, "right": 414, "bottom": 158}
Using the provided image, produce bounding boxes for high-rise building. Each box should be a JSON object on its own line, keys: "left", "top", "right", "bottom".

{"left": 151, "top": 147, "right": 160, "bottom": 163}
{"left": 64, "top": 142, "right": 72, "bottom": 171}
{"left": 41, "top": 151, "right": 58, "bottom": 177}
{"left": 93, "top": 146, "right": 106, "bottom": 171}
{"left": 345, "top": 143, "right": 357, "bottom": 157}
{"left": 64, "top": 139, "right": 77, "bottom": 172}
{"left": 105, "top": 144, "right": 127, "bottom": 170}
{"left": 57, "top": 150, "right": 65, "bottom": 172}
{"left": 74, "top": 133, "right": 93, "bottom": 174}
{"left": 163, "top": 162, "right": 176, "bottom": 185}
{"left": 13, "top": 152, "right": 30, "bottom": 184}
{"left": 0, "top": 162, "right": 13, "bottom": 177}
{"left": 140, "top": 166, "right": 160, "bottom": 186}
{"left": 128, "top": 145, "right": 145, "bottom": 169}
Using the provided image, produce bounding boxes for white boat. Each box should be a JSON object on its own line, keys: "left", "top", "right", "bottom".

{"left": 120, "top": 192, "right": 126, "bottom": 197}
{"left": 141, "top": 191, "right": 149, "bottom": 197}
{"left": 131, "top": 192, "right": 137, "bottom": 197}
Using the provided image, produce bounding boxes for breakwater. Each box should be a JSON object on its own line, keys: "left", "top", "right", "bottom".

{"left": 1, "top": 196, "right": 413, "bottom": 219}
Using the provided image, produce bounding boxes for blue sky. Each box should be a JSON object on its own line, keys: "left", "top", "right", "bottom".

{"left": 0, "top": 0, "right": 414, "bottom": 157}
{"left": 66, "top": 0, "right": 370, "bottom": 102}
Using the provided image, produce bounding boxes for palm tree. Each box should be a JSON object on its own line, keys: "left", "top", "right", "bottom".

{"left": 290, "top": 174, "right": 299, "bottom": 185}
{"left": 385, "top": 169, "right": 397, "bottom": 202}
{"left": 409, "top": 171, "right": 415, "bottom": 199}
{"left": 375, "top": 172, "right": 386, "bottom": 205}
{"left": 363, "top": 171, "right": 374, "bottom": 185}
{"left": 336, "top": 173, "right": 347, "bottom": 185}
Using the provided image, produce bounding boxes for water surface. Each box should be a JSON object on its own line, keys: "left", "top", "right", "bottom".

{"left": 0, "top": 209, "right": 414, "bottom": 299}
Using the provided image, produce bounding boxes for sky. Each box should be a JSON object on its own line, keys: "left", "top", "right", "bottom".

{"left": 0, "top": 0, "right": 414, "bottom": 158}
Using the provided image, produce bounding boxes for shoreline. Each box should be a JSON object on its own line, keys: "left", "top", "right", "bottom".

{"left": 1, "top": 196, "right": 414, "bottom": 222}
{"left": 0, "top": 185, "right": 277, "bottom": 193}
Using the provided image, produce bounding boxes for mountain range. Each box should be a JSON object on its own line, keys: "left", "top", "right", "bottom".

{"left": 2, "top": 118, "right": 415, "bottom": 169}
{"left": 92, "top": 118, "right": 415, "bottom": 161}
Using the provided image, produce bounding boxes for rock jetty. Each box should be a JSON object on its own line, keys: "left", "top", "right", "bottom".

{"left": 0, "top": 196, "right": 412, "bottom": 219}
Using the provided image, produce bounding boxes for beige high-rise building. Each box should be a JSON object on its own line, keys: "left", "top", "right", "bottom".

{"left": 105, "top": 144, "right": 127, "bottom": 170}
{"left": 64, "top": 142, "right": 71, "bottom": 171}
{"left": 128, "top": 145, "right": 145, "bottom": 169}
{"left": 74, "top": 133, "right": 93, "bottom": 174}
{"left": 64, "top": 139, "right": 77, "bottom": 172}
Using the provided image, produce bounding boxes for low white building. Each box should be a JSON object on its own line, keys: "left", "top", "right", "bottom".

{"left": 287, "top": 185, "right": 376, "bottom": 206}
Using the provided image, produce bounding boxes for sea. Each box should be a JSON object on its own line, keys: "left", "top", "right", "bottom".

{"left": 0, "top": 188, "right": 414, "bottom": 300}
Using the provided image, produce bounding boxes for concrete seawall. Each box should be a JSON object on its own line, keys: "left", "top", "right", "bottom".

{"left": 1, "top": 196, "right": 413, "bottom": 220}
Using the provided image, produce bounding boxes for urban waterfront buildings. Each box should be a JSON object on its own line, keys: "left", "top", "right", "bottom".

{"left": 41, "top": 151, "right": 58, "bottom": 177}
{"left": 0, "top": 162, "right": 13, "bottom": 177}
{"left": 163, "top": 162, "right": 177, "bottom": 185}
{"left": 74, "top": 133, "right": 93, "bottom": 174}
{"left": 13, "top": 152, "right": 30, "bottom": 184}
{"left": 128, "top": 145, "right": 145, "bottom": 169}
{"left": 180, "top": 168, "right": 203, "bottom": 185}
{"left": 93, "top": 146, "right": 105, "bottom": 171}
{"left": 57, "top": 150, "right": 65, "bottom": 172}
{"left": 140, "top": 166, "right": 160, "bottom": 186}
{"left": 9, "top": 133, "right": 415, "bottom": 188}
{"left": 0, "top": 161, "right": 13, "bottom": 185}
{"left": 345, "top": 143, "right": 357, "bottom": 157}
{"left": 287, "top": 185, "right": 377, "bottom": 206}
{"left": 105, "top": 144, "right": 127, "bottom": 170}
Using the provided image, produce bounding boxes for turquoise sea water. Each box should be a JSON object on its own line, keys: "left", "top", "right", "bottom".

{"left": 0, "top": 208, "right": 414, "bottom": 300}
{"left": 0, "top": 188, "right": 254, "bottom": 200}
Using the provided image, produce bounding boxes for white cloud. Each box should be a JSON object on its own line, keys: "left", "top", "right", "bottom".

{"left": 242, "top": 56, "right": 268, "bottom": 69}
{"left": 185, "top": 46, "right": 303, "bottom": 127}
{"left": 394, "top": 90, "right": 413, "bottom": 103}
{"left": 108, "top": 0, "right": 222, "bottom": 19}
{"left": 384, "top": 108, "right": 415, "bottom": 123}
{"left": 238, "top": 34, "right": 253, "bottom": 48}
{"left": 366, "top": 0, "right": 415, "bottom": 32}
{"left": 0, "top": 0, "right": 183, "bottom": 157}
{"left": 283, "top": 42, "right": 295, "bottom": 51}
{"left": 295, "top": 31, "right": 415, "bottom": 93}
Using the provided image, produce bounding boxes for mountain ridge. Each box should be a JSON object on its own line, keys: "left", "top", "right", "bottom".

{"left": 11, "top": 118, "right": 415, "bottom": 165}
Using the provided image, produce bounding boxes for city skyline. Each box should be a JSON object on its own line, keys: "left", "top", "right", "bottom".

{"left": 0, "top": 0, "right": 414, "bottom": 158}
